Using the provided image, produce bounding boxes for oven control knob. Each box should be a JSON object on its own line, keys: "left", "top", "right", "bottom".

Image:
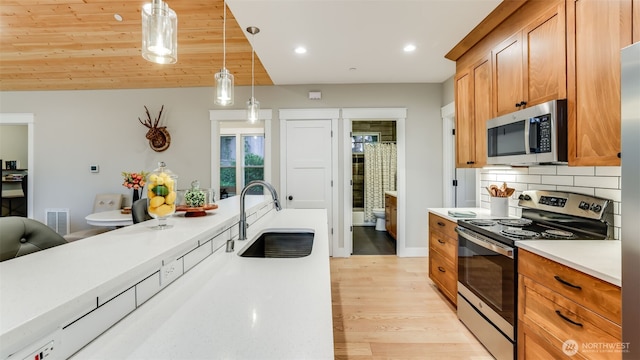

{"left": 578, "top": 201, "right": 590, "bottom": 210}
{"left": 518, "top": 194, "right": 531, "bottom": 201}
{"left": 590, "top": 204, "right": 602, "bottom": 212}
{"left": 523, "top": 194, "right": 531, "bottom": 201}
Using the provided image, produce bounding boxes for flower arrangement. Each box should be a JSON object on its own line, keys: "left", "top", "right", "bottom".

{"left": 122, "top": 171, "right": 148, "bottom": 190}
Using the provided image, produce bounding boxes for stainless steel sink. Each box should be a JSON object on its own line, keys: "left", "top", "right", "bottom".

{"left": 239, "top": 231, "right": 314, "bottom": 258}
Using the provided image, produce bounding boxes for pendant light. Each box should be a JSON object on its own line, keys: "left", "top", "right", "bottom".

{"left": 141, "top": 0, "right": 177, "bottom": 64}
{"left": 246, "top": 26, "right": 260, "bottom": 123}
{"left": 214, "top": 0, "right": 234, "bottom": 106}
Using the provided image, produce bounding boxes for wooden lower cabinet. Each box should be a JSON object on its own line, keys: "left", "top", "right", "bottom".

{"left": 518, "top": 249, "right": 622, "bottom": 359}
{"left": 428, "top": 213, "right": 458, "bottom": 305}
{"left": 384, "top": 194, "right": 397, "bottom": 240}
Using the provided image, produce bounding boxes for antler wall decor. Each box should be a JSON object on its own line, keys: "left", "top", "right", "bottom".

{"left": 138, "top": 105, "right": 171, "bottom": 152}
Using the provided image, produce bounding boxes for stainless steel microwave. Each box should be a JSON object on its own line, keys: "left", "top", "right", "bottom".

{"left": 486, "top": 99, "right": 568, "bottom": 165}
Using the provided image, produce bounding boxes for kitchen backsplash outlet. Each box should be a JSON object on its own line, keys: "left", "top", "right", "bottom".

{"left": 479, "top": 166, "right": 621, "bottom": 239}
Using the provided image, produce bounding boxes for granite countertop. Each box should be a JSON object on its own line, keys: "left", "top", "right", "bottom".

{"left": 516, "top": 240, "right": 621, "bottom": 287}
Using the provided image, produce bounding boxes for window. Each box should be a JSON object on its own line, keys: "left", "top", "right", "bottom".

{"left": 352, "top": 132, "right": 380, "bottom": 153}
{"left": 219, "top": 131, "right": 265, "bottom": 197}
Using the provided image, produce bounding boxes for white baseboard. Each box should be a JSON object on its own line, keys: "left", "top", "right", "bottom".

{"left": 398, "top": 246, "right": 428, "bottom": 257}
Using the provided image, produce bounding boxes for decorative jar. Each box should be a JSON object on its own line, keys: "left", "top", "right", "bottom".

{"left": 146, "top": 161, "right": 178, "bottom": 229}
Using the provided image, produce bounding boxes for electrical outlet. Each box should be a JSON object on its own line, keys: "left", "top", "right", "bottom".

{"left": 160, "top": 259, "right": 183, "bottom": 286}
{"left": 23, "top": 340, "right": 54, "bottom": 360}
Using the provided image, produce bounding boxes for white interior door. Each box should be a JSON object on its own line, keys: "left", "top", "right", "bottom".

{"left": 284, "top": 120, "right": 332, "bottom": 210}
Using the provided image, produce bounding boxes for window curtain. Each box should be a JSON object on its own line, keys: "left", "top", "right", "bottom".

{"left": 363, "top": 143, "right": 397, "bottom": 222}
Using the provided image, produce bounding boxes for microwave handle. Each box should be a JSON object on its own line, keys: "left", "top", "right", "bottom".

{"left": 524, "top": 119, "right": 531, "bottom": 154}
{"left": 455, "top": 227, "right": 514, "bottom": 259}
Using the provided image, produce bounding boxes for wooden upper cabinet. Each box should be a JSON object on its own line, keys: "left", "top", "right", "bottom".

{"left": 455, "top": 56, "right": 492, "bottom": 168}
{"left": 492, "top": 2, "right": 566, "bottom": 117}
{"left": 455, "top": 70, "right": 475, "bottom": 167}
{"left": 473, "top": 57, "right": 492, "bottom": 167}
{"left": 493, "top": 33, "right": 524, "bottom": 116}
{"left": 523, "top": 3, "right": 567, "bottom": 106}
{"left": 635, "top": 0, "right": 640, "bottom": 43}
{"left": 567, "top": 0, "right": 632, "bottom": 166}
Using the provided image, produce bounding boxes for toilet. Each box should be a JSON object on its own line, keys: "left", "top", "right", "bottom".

{"left": 372, "top": 208, "right": 386, "bottom": 231}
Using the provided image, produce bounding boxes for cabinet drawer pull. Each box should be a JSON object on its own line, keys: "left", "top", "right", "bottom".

{"left": 555, "top": 310, "right": 583, "bottom": 327}
{"left": 437, "top": 239, "right": 445, "bottom": 244}
{"left": 438, "top": 266, "right": 446, "bottom": 273}
{"left": 437, "top": 222, "right": 445, "bottom": 227}
{"left": 554, "top": 275, "right": 582, "bottom": 290}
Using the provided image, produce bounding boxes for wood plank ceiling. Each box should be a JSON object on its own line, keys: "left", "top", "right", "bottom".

{"left": 0, "top": 0, "right": 273, "bottom": 91}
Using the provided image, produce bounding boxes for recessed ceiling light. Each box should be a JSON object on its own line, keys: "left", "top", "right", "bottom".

{"left": 349, "top": 67, "right": 357, "bottom": 71}
{"left": 403, "top": 44, "right": 416, "bottom": 53}
{"left": 114, "top": 13, "right": 123, "bottom": 22}
{"left": 294, "top": 46, "right": 307, "bottom": 54}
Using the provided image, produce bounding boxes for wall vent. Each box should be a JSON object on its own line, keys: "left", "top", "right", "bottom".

{"left": 45, "top": 208, "right": 70, "bottom": 236}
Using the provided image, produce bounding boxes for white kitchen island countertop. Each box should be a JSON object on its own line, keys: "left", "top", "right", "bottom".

{"left": 516, "top": 240, "right": 621, "bottom": 287}
{"left": 0, "top": 196, "right": 333, "bottom": 360}
{"left": 73, "top": 207, "right": 334, "bottom": 360}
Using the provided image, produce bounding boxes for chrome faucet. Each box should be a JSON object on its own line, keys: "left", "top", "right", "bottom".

{"left": 226, "top": 180, "right": 282, "bottom": 252}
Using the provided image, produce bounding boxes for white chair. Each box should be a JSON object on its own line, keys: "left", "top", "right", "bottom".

{"left": 64, "top": 194, "right": 123, "bottom": 242}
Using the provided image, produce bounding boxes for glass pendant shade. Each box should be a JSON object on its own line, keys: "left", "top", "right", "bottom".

{"left": 141, "top": 0, "right": 177, "bottom": 64}
{"left": 214, "top": 67, "right": 234, "bottom": 106}
{"left": 247, "top": 97, "right": 260, "bottom": 123}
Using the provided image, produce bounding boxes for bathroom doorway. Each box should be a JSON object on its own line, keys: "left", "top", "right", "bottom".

{"left": 341, "top": 108, "right": 406, "bottom": 258}
{"left": 351, "top": 121, "right": 397, "bottom": 255}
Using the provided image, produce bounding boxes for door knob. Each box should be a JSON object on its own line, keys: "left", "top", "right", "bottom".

{"left": 288, "top": 195, "right": 293, "bottom": 200}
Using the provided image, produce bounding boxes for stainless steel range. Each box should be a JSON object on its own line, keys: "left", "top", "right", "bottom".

{"left": 455, "top": 190, "right": 613, "bottom": 360}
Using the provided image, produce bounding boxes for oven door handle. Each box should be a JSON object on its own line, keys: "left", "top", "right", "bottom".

{"left": 456, "top": 227, "right": 514, "bottom": 259}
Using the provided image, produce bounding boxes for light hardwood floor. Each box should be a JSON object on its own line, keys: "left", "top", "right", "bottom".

{"left": 331, "top": 255, "right": 493, "bottom": 359}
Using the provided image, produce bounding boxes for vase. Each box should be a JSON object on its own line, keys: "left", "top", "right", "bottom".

{"left": 133, "top": 188, "right": 140, "bottom": 203}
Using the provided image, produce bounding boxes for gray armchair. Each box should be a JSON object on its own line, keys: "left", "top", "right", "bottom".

{"left": 132, "top": 198, "right": 152, "bottom": 224}
{"left": 0, "top": 217, "right": 68, "bottom": 262}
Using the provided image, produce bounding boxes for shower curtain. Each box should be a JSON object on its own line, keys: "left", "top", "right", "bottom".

{"left": 363, "top": 142, "right": 397, "bottom": 222}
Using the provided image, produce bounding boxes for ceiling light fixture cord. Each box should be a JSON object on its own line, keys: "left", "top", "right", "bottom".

{"left": 214, "top": 0, "right": 234, "bottom": 106}
{"left": 247, "top": 26, "right": 260, "bottom": 123}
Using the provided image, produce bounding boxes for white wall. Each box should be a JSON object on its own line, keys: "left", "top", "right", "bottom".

{"left": 0, "top": 83, "right": 444, "bottom": 251}
{"left": 0, "top": 125, "right": 28, "bottom": 169}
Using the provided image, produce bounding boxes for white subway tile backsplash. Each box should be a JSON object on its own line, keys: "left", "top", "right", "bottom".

{"left": 479, "top": 165, "right": 622, "bottom": 239}
{"left": 528, "top": 166, "right": 557, "bottom": 175}
{"left": 541, "top": 175, "right": 574, "bottom": 186}
{"left": 494, "top": 174, "right": 517, "bottom": 183}
{"left": 557, "top": 166, "right": 595, "bottom": 176}
{"left": 556, "top": 186, "right": 595, "bottom": 196}
{"left": 517, "top": 174, "right": 542, "bottom": 183}
{"left": 574, "top": 176, "right": 619, "bottom": 189}
{"left": 481, "top": 173, "right": 498, "bottom": 181}
{"left": 596, "top": 188, "right": 622, "bottom": 202}
{"left": 596, "top": 166, "right": 621, "bottom": 176}
{"left": 511, "top": 183, "right": 528, "bottom": 191}
{"left": 527, "top": 184, "right": 556, "bottom": 190}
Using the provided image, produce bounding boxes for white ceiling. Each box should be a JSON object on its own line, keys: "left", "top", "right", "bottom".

{"left": 227, "top": 0, "right": 502, "bottom": 85}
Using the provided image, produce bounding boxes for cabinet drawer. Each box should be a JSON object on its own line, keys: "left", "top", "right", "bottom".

{"left": 428, "top": 213, "right": 457, "bottom": 239}
{"left": 518, "top": 249, "right": 621, "bottom": 324}
{"left": 519, "top": 275, "right": 621, "bottom": 360}
{"left": 429, "top": 250, "right": 457, "bottom": 305}
{"left": 429, "top": 229, "right": 457, "bottom": 263}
